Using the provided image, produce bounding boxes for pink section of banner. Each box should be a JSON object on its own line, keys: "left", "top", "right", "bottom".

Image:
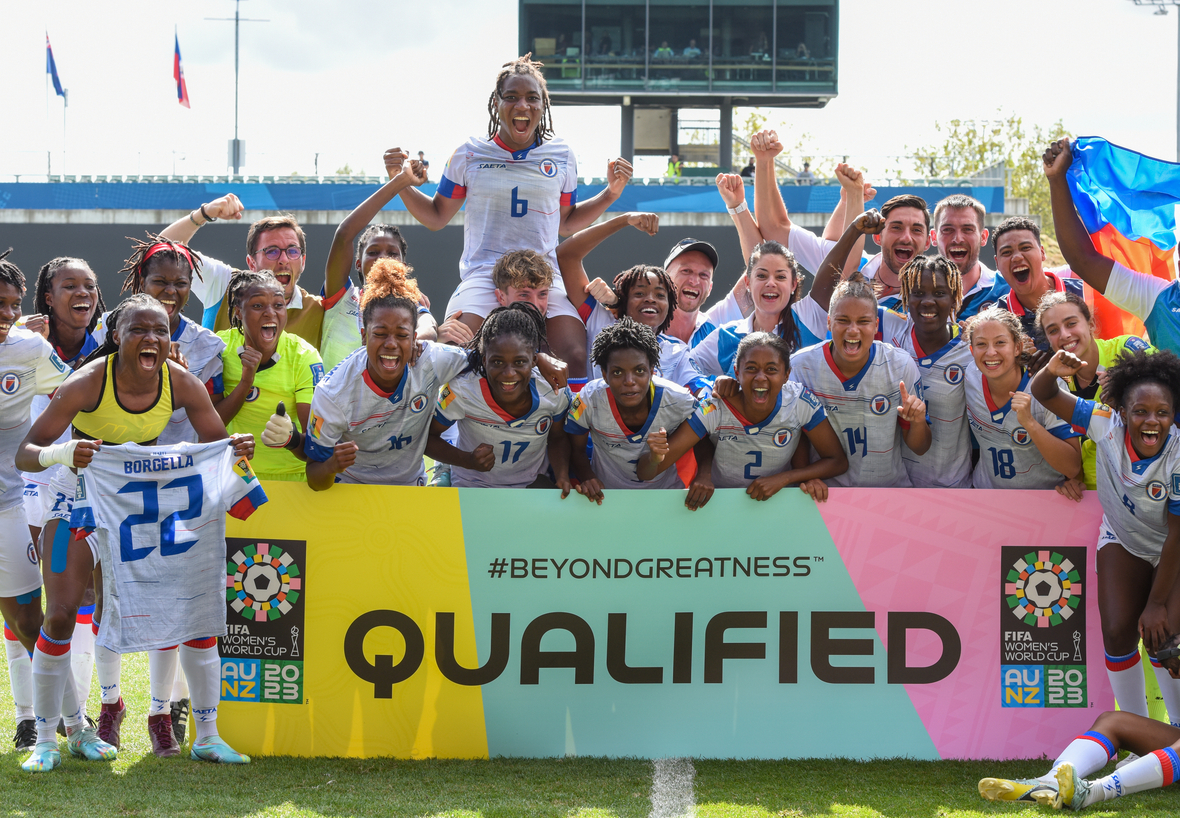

{"left": 818, "top": 489, "right": 1113, "bottom": 760}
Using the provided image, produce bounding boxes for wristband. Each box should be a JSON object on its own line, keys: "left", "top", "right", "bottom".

{"left": 285, "top": 430, "right": 303, "bottom": 452}
{"left": 726, "top": 202, "right": 748, "bottom": 215}
{"left": 189, "top": 210, "right": 202, "bottom": 227}
{"left": 200, "top": 204, "right": 217, "bottom": 223}
{"left": 38, "top": 439, "right": 81, "bottom": 468}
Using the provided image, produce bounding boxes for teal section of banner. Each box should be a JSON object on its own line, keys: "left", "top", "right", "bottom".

{"left": 460, "top": 488, "right": 938, "bottom": 759}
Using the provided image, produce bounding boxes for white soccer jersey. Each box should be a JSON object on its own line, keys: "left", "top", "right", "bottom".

{"left": 688, "top": 300, "right": 829, "bottom": 379}
{"left": 965, "top": 366, "right": 1081, "bottom": 489}
{"left": 69, "top": 440, "right": 268, "bottom": 653}
{"left": 1071, "top": 399, "right": 1180, "bottom": 561}
{"left": 304, "top": 341, "right": 469, "bottom": 486}
{"left": 0, "top": 328, "right": 71, "bottom": 512}
{"left": 435, "top": 371, "right": 571, "bottom": 488}
{"left": 689, "top": 290, "right": 747, "bottom": 348}
{"left": 438, "top": 136, "right": 578, "bottom": 283}
{"left": 319, "top": 280, "right": 433, "bottom": 374}
{"left": 789, "top": 340, "right": 924, "bottom": 487}
{"left": 564, "top": 377, "right": 697, "bottom": 489}
{"left": 787, "top": 226, "right": 837, "bottom": 274}
{"left": 688, "top": 382, "right": 827, "bottom": 489}
{"left": 882, "top": 316, "right": 973, "bottom": 488}
{"left": 580, "top": 295, "right": 708, "bottom": 391}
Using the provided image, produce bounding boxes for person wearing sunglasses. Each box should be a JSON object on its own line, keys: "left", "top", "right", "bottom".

{"left": 159, "top": 200, "right": 325, "bottom": 348}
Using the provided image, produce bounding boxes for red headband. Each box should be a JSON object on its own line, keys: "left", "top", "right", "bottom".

{"left": 143, "top": 242, "right": 195, "bottom": 268}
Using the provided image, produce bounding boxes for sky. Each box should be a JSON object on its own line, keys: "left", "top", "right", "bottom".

{"left": 1, "top": 0, "right": 1177, "bottom": 182}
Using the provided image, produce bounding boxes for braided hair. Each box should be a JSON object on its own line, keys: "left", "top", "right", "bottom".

{"left": 486, "top": 54, "right": 554, "bottom": 144}
{"left": 591, "top": 316, "right": 661, "bottom": 371}
{"left": 898, "top": 254, "right": 963, "bottom": 315}
{"left": 360, "top": 258, "right": 422, "bottom": 328}
{"left": 225, "top": 269, "right": 282, "bottom": 332}
{"left": 34, "top": 257, "right": 106, "bottom": 339}
{"left": 118, "top": 232, "right": 203, "bottom": 294}
{"left": 356, "top": 224, "right": 408, "bottom": 272}
{"left": 1103, "top": 349, "right": 1180, "bottom": 415}
{"left": 466, "top": 302, "right": 547, "bottom": 378}
{"left": 82, "top": 293, "right": 167, "bottom": 366}
{"left": 0, "top": 249, "right": 25, "bottom": 293}
{"left": 612, "top": 265, "right": 678, "bottom": 336}
{"left": 746, "top": 241, "right": 802, "bottom": 352}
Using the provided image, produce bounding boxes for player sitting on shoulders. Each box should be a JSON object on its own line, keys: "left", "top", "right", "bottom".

{"left": 429, "top": 303, "right": 573, "bottom": 488}
{"left": 441, "top": 249, "right": 555, "bottom": 349}
{"left": 642, "top": 331, "right": 847, "bottom": 504}
{"left": 559, "top": 318, "right": 704, "bottom": 503}
{"left": 964, "top": 307, "right": 1082, "bottom": 490}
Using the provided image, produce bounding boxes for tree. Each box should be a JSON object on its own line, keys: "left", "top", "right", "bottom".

{"left": 906, "top": 111, "right": 1069, "bottom": 239}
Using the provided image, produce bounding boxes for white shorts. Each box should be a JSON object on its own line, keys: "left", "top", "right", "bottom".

{"left": 1096, "top": 514, "right": 1160, "bottom": 567}
{"left": 21, "top": 472, "right": 49, "bottom": 529}
{"left": 0, "top": 504, "right": 42, "bottom": 598}
{"left": 44, "top": 468, "right": 99, "bottom": 567}
{"left": 445, "top": 272, "right": 580, "bottom": 321}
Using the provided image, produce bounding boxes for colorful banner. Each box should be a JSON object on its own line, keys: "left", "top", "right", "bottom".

{"left": 217, "top": 484, "right": 1111, "bottom": 759}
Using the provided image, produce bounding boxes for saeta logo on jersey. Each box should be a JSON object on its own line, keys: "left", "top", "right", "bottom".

{"left": 0, "top": 372, "right": 20, "bottom": 394}
{"left": 944, "top": 364, "right": 965, "bottom": 385}
{"left": 538, "top": 158, "right": 558, "bottom": 177}
{"left": 1011, "top": 427, "right": 1032, "bottom": 447}
{"left": 1147, "top": 481, "right": 1168, "bottom": 502}
{"left": 409, "top": 394, "right": 429, "bottom": 413}
{"left": 772, "top": 428, "right": 794, "bottom": 448}
{"left": 870, "top": 395, "right": 891, "bottom": 415}
{"left": 535, "top": 415, "right": 552, "bottom": 435}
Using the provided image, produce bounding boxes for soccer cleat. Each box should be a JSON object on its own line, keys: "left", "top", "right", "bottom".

{"left": 978, "top": 775, "right": 1059, "bottom": 803}
{"left": 66, "top": 724, "right": 117, "bottom": 761}
{"left": 1043, "top": 762, "right": 1093, "bottom": 811}
{"left": 20, "top": 741, "right": 61, "bottom": 772}
{"left": 191, "top": 735, "right": 251, "bottom": 764}
{"left": 170, "top": 698, "right": 190, "bottom": 745}
{"left": 13, "top": 719, "right": 37, "bottom": 752}
{"left": 428, "top": 463, "right": 451, "bottom": 487}
{"left": 57, "top": 714, "right": 95, "bottom": 737}
{"left": 148, "top": 713, "right": 180, "bottom": 757}
{"left": 96, "top": 697, "right": 126, "bottom": 748}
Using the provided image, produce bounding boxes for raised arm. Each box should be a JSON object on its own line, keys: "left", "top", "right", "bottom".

{"left": 810, "top": 210, "right": 883, "bottom": 312}
{"left": 159, "top": 193, "right": 246, "bottom": 245}
{"left": 716, "top": 173, "right": 763, "bottom": 264}
{"left": 1044, "top": 138, "right": 1114, "bottom": 293}
{"left": 398, "top": 157, "right": 463, "bottom": 231}
{"left": 751, "top": 130, "right": 789, "bottom": 244}
{"left": 1029, "top": 349, "right": 1087, "bottom": 424}
{"left": 556, "top": 212, "right": 657, "bottom": 310}
{"left": 832, "top": 164, "right": 872, "bottom": 275}
{"left": 558, "top": 158, "right": 632, "bottom": 237}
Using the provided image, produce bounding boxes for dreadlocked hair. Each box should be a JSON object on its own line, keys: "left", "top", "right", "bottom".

{"left": 735, "top": 331, "right": 793, "bottom": 374}
{"left": 0, "top": 249, "right": 25, "bottom": 293}
{"left": 117, "top": 232, "right": 202, "bottom": 294}
{"left": 465, "top": 301, "right": 547, "bottom": 378}
{"left": 746, "top": 241, "right": 803, "bottom": 352}
{"left": 486, "top": 54, "right": 554, "bottom": 143}
{"left": 82, "top": 293, "right": 167, "bottom": 367}
{"left": 226, "top": 269, "right": 282, "bottom": 332}
{"left": 898, "top": 254, "right": 962, "bottom": 315}
{"left": 591, "top": 317, "right": 660, "bottom": 371}
{"left": 360, "top": 258, "right": 423, "bottom": 327}
{"left": 35, "top": 257, "right": 106, "bottom": 339}
{"left": 356, "top": 224, "right": 408, "bottom": 271}
{"left": 612, "top": 265, "right": 678, "bottom": 336}
{"left": 966, "top": 306, "right": 1032, "bottom": 369}
{"left": 830, "top": 272, "right": 878, "bottom": 314}
{"left": 1102, "top": 349, "right": 1180, "bottom": 415}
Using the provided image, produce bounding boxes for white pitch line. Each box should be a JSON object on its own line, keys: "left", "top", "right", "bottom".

{"left": 649, "top": 757, "right": 696, "bottom": 818}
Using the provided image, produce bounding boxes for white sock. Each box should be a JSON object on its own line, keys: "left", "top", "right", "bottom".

{"left": 148, "top": 648, "right": 179, "bottom": 716}
{"left": 1106, "top": 649, "right": 1149, "bottom": 717}
{"left": 179, "top": 640, "right": 220, "bottom": 741}
{"left": 1150, "top": 659, "right": 1180, "bottom": 726}
{"left": 32, "top": 632, "right": 78, "bottom": 744}
{"left": 171, "top": 663, "right": 189, "bottom": 700}
{"left": 95, "top": 643, "right": 121, "bottom": 705}
{"left": 1089, "top": 748, "right": 1178, "bottom": 806}
{"left": 4, "top": 624, "right": 33, "bottom": 722}
{"left": 70, "top": 611, "right": 95, "bottom": 715}
{"left": 1043, "top": 731, "right": 1117, "bottom": 782}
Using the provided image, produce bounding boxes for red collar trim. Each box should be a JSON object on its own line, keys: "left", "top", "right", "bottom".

{"left": 1006, "top": 271, "right": 1064, "bottom": 316}
{"left": 362, "top": 368, "right": 396, "bottom": 399}
{"left": 720, "top": 396, "right": 755, "bottom": 427}
{"left": 1125, "top": 429, "right": 1142, "bottom": 463}
{"left": 492, "top": 133, "right": 538, "bottom": 154}
{"left": 479, "top": 377, "right": 521, "bottom": 423}
{"left": 606, "top": 386, "right": 648, "bottom": 435}
{"left": 910, "top": 327, "right": 928, "bottom": 359}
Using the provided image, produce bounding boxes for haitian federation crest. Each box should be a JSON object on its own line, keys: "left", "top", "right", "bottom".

{"left": 870, "top": 395, "right": 891, "bottom": 415}
{"left": 0, "top": 372, "right": 20, "bottom": 394}
{"left": 1011, "top": 427, "right": 1032, "bottom": 446}
{"left": 944, "top": 364, "right": 965, "bottom": 385}
{"left": 772, "top": 428, "right": 794, "bottom": 448}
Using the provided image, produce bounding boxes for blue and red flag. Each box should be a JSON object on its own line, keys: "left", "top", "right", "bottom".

{"left": 46, "top": 34, "right": 64, "bottom": 97}
{"left": 1066, "top": 136, "right": 1180, "bottom": 337}
{"left": 174, "top": 32, "right": 190, "bottom": 108}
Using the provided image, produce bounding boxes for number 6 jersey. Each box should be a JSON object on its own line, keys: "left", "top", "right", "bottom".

{"left": 70, "top": 441, "right": 268, "bottom": 653}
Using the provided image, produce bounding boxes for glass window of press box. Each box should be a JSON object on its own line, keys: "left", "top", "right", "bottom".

{"left": 519, "top": 0, "right": 837, "bottom": 95}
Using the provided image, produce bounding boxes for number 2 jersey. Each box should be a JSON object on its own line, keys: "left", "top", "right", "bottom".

{"left": 305, "top": 342, "right": 469, "bottom": 486}
{"left": 564, "top": 377, "right": 698, "bottom": 489}
{"left": 1070, "top": 399, "right": 1180, "bottom": 561}
{"left": 69, "top": 441, "right": 268, "bottom": 653}
{"left": 688, "top": 382, "right": 827, "bottom": 489}
{"left": 435, "top": 371, "right": 572, "bottom": 488}
{"left": 789, "top": 340, "right": 923, "bottom": 487}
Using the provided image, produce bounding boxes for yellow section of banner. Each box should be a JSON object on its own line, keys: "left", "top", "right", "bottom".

{"left": 218, "top": 482, "right": 489, "bottom": 758}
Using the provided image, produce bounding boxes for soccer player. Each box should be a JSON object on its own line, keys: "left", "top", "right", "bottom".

{"left": 16, "top": 294, "right": 255, "bottom": 770}
{"left": 438, "top": 248, "right": 557, "bottom": 348}
{"left": 964, "top": 307, "right": 1081, "bottom": 489}
{"left": 429, "top": 303, "right": 573, "bottom": 488}
{"left": 1036, "top": 291, "right": 1152, "bottom": 490}
{"left": 640, "top": 332, "right": 847, "bottom": 502}
{"left": 397, "top": 55, "right": 633, "bottom": 377}
{"left": 1044, "top": 137, "right": 1180, "bottom": 354}
{"left": 320, "top": 148, "right": 438, "bottom": 371}
{"left": 0, "top": 251, "right": 71, "bottom": 754}
{"left": 1030, "top": 347, "right": 1180, "bottom": 725}
{"left": 931, "top": 194, "right": 1009, "bottom": 319}
{"left": 560, "top": 318, "right": 700, "bottom": 499}
{"left": 787, "top": 276, "right": 931, "bottom": 487}
{"left": 305, "top": 258, "right": 470, "bottom": 488}
{"left": 214, "top": 270, "right": 324, "bottom": 482}
{"left": 994, "top": 215, "right": 1084, "bottom": 351}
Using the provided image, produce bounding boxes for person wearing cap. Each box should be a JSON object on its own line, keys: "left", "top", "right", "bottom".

{"left": 663, "top": 236, "right": 753, "bottom": 347}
